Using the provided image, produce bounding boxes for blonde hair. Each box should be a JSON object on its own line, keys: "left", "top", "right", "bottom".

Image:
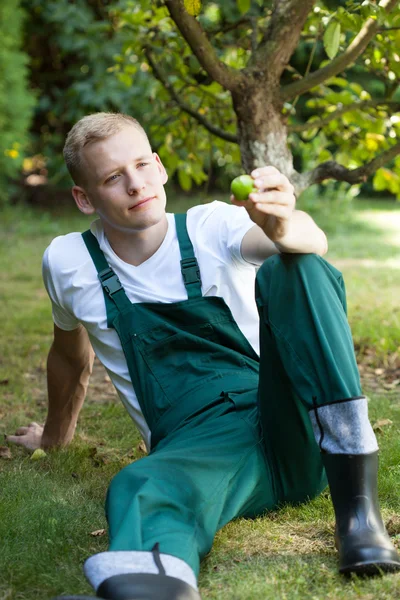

{"left": 63, "top": 112, "right": 149, "bottom": 185}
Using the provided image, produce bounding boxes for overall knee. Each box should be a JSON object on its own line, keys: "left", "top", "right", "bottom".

{"left": 257, "top": 253, "right": 324, "bottom": 283}
{"left": 107, "top": 463, "right": 148, "bottom": 509}
{"left": 255, "top": 253, "right": 346, "bottom": 321}
{"left": 256, "top": 253, "right": 341, "bottom": 299}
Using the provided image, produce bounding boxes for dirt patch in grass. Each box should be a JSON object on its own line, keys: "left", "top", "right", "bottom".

{"left": 358, "top": 349, "right": 400, "bottom": 395}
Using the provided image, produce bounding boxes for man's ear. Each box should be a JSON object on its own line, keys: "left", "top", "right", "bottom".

{"left": 72, "top": 186, "right": 96, "bottom": 215}
{"left": 154, "top": 153, "right": 168, "bottom": 185}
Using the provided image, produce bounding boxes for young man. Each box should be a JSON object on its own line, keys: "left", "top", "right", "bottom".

{"left": 8, "top": 112, "right": 399, "bottom": 600}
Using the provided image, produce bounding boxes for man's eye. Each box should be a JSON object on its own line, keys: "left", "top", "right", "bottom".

{"left": 106, "top": 174, "right": 119, "bottom": 183}
{"left": 138, "top": 162, "right": 148, "bottom": 167}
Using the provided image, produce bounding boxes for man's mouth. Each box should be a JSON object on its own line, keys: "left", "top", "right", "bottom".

{"left": 129, "top": 196, "right": 155, "bottom": 210}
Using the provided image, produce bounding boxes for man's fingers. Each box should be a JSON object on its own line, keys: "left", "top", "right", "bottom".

{"left": 5, "top": 434, "right": 27, "bottom": 446}
{"left": 251, "top": 169, "right": 294, "bottom": 194}
{"left": 230, "top": 194, "right": 246, "bottom": 206}
{"left": 5, "top": 422, "right": 43, "bottom": 447}
{"left": 249, "top": 191, "right": 295, "bottom": 207}
{"left": 13, "top": 427, "right": 30, "bottom": 436}
{"left": 251, "top": 166, "right": 281, "bottom": 178}
{"left": 251, "top": 202, "right": 292, "bottom": 220}
{"left": 10, "top": 423, "right": 41, "bottom": 436}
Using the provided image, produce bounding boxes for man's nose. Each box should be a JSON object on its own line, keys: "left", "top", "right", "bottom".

{"left": 126, "top": 169, "right": 145, "bottom": 195}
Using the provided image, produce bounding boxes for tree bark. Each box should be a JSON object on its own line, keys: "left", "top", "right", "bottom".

{"left": 251, "top": 0, "right": 316, "bottom": 75}
{"left": 231, "top": 81, "right": 294, "bottom": 177}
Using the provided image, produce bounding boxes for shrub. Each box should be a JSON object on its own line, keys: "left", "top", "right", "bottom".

{"left": 0, "top": 0, "right": 35, "bottom": 202}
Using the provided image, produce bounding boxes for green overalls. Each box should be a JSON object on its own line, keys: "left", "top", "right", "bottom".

{"left": 82, "top": 213, "right": 362, "bottom": 577}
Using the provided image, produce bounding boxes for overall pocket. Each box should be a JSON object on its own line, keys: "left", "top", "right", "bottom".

{"left": 138, "top": 325, "right": 251, "bottom": 403}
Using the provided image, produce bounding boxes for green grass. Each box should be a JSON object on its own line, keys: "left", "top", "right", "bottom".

{"left": 1, "top": 194, "right": 400, "bottom": 599}
{"left": 300, "top": 195, "right": 400, "bottom": 361}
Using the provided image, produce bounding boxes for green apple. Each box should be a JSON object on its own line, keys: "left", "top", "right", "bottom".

{"left": 230, "top": 175, "right": 257, "bottom": 201}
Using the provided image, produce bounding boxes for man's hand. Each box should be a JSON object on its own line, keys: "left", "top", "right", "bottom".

{"left": 6, "top": 422, "right": 44, "bottom": 451}
{"left": 231, "top": 165, "right": 296, "bottom": 243}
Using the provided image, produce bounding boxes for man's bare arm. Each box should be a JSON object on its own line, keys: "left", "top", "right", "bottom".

{"left": 43, "top": 323, "right": 94, "bottom": 448}
{"left": 240, "top": 211, "right": 328, "bottom": 264}
{"left": 7, "top": 324, "right": 94, "bottom": 450}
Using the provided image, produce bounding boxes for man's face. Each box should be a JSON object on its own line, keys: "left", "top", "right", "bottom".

{"left": 74, "top": 125, "right": 168, "bottom": 233}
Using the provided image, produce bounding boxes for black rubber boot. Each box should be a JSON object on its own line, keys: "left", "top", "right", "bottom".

{"left": 51, "top": 573, "right": 201, "bottom": 600}
{"left": 97, "top": 572, "right": 201, "bottom": 599}
{"left": 322, "top": 451, "right": 400, "bottom": 576}
{"left": 51, "top": 573, "right": 201, "bottom": 599}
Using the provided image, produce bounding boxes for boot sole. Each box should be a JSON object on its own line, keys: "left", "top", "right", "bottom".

{"left": 340, "top": 560, "right": 400, "bottom": 577}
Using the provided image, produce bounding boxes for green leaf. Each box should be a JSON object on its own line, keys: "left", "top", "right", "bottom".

{"left": 178, "top": 167, "right": 192, "bottom": 191}
{"left": 373, "top": 168, "right": 400, "bottom": 195}
{"left": 31, "top": 449, "right": 47, "bottom": 460}
{"left": 117, "top": 72, "right": 133, "bottom": 87}
{"left": 237, "top": 0, "right": 251, "bottom": 15}
{"left": 184, "top": 0, "right": 202, "bottom": 17}
{"left": 327, "top": 76, "right": 348, "bottom": 88}
{"left": 323, "top": 20, "right": 341, "bottom": 60}
{"left": 336, "top": 7, "right": 358, "bottom": 31}
{"left": 318, "top": 149, "right": 332, "bottom": 162}
{"left": 349, "top": 82, "right": 363, "bottom": 96}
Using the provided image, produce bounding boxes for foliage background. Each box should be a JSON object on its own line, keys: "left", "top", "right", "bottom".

{"left": 2, "top": 0, "right": 400, "bottom": 201}
{"left": 0, "top": 0, "right": 35, "bottom": 202}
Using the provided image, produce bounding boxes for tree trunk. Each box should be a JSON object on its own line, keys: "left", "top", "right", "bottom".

{"left": 163, "top": 0, "right": 400, "bottom": 196}
{"left": 231, "top": 81, "right": 294, "bottom": 179}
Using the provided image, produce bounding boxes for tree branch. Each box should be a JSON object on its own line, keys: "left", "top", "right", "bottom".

{"left": 294, "top": 142, "right": 400, "bottom": 192}
{"left": 289, "top": 100, "right": 400, "bottom": 133}
{"left": 144, "top": 48, "right": 238, "bottom": 144}
{"left": 204, "top": 16, "right": 252, "bottom": 36}
{"left": 281, "top": 0, "right": 399, "bottom": 102}
{"left": 163, "top": 0, "right": 244, "bottom": 92}
{"left": 250, "top": 0, "right": 315, "bottom": 77}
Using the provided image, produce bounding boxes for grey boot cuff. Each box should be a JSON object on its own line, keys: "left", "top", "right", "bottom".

{"left": 309, "top": 396, "right": 378, "bottom": 454}
{"left": 84, "top": 550, "right": 198, "bottom": 593}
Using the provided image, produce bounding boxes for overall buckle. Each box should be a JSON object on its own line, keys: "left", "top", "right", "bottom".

{"left": 98, "top": 267, "right": 122, "bottom": 296}
{"left": 180, "top": 257, "right": 201, "bottom": 285}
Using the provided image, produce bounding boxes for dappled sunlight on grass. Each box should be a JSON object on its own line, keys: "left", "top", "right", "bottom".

{"left": 325, "top": 208, "right": 400, "bottom": 262}
{"left": 339, "top": 208, "right": 400, "bottom": 263}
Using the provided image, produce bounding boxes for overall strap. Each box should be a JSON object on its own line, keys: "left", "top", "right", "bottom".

{"left": 174, "top": 213, "right": 202, "bottom": 299}
{"left": 82, "top": 230, "right": 132, "bottom": 326}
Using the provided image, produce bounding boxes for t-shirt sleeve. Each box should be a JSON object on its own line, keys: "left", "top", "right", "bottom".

{"left": 211, "top": 201, "right": 256, "bottom": 265}
{"left": 42, "top": 245, "right": 80, "bottom": 331}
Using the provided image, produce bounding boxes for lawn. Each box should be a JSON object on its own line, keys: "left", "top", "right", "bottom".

{"left": 0, "top": 192, "right": 400, "bottom": 600}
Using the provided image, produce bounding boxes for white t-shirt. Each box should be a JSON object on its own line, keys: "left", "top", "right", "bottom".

{"left": 42, "top": 201, "right": 260, "bottom": 448}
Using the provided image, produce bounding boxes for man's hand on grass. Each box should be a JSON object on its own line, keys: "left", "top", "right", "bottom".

{"left": 6, "top": 422, "right": 43, "bottom": 451}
